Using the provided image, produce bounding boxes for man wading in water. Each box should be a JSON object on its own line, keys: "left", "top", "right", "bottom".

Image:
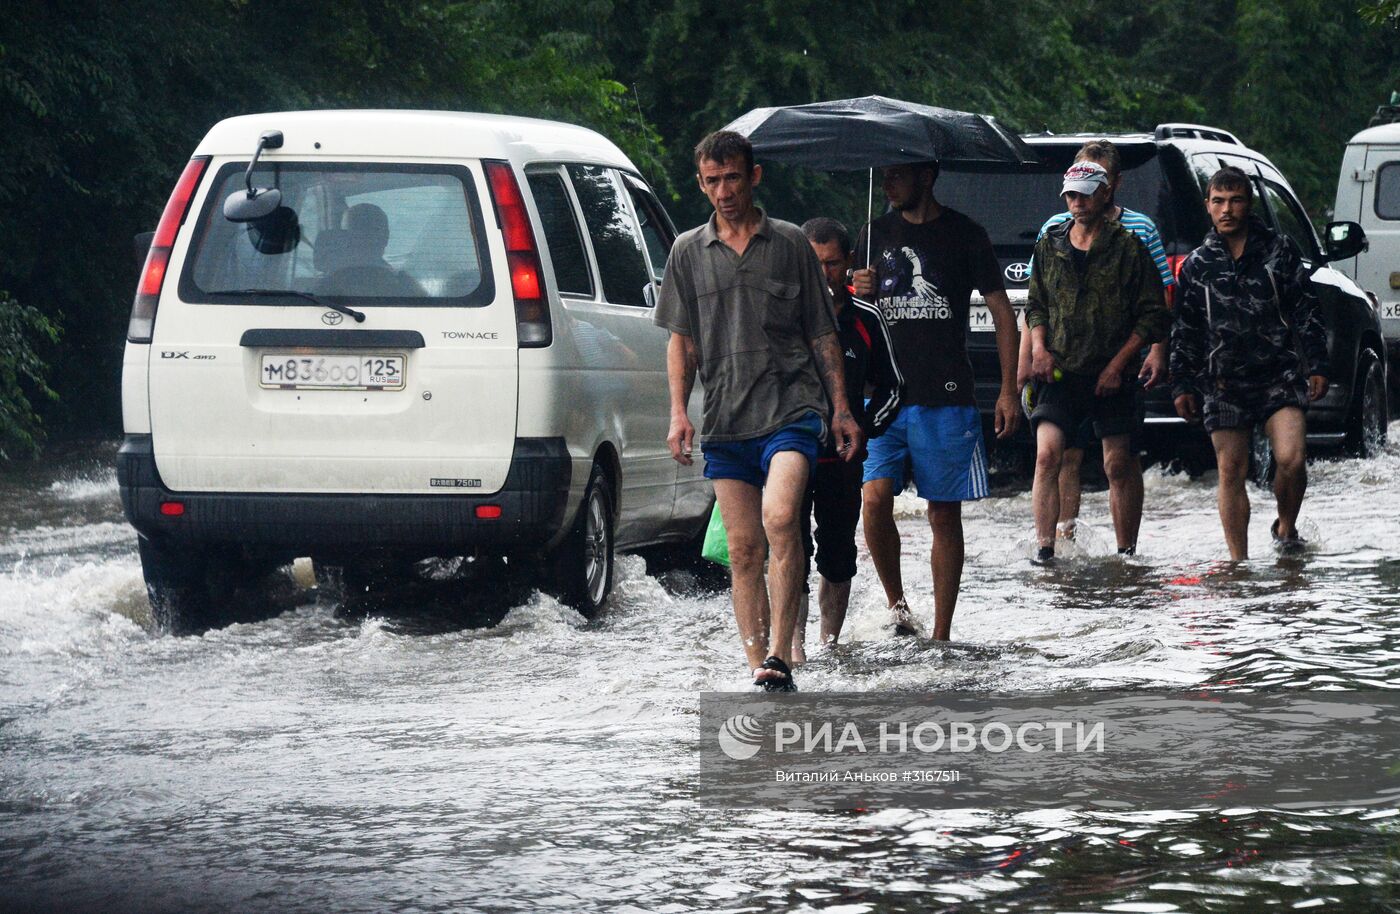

{"left": 655, "top": 131, "right": 862, "bottom": 691}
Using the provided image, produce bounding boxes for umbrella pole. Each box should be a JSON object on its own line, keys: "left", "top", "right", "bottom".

{"left": 865, "top": 167, "right": 873, "bottom": 271}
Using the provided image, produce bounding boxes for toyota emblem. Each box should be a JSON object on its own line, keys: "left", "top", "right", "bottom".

{"left": 1003, "top": 262, "right": 1032, "bottom": 283}
{"left": 321, "top": 311, "right": 344, "bottom": 326}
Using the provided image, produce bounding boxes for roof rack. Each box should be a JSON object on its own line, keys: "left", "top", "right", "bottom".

{"left": 1153, "top": 123, "right": 1242, "bottom": 145}
{"left": 1368, "top": 105, "right": 1400, "bottom": 128}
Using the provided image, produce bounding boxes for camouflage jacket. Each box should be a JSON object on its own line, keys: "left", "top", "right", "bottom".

{"left": 1170, "top": 217, "right": 1329, "bottom": 399}
{"left": 1025, "top": 218, "right": 1168, "bottom": 375}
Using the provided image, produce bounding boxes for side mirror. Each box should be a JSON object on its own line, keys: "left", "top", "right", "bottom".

{"left": 1323, "top": 221, "right": 1367, "bottom": 262}
{"left": 642, "top": 281, "right": 657, "bottom": 308}
{"left": 224, "top": 130, "right": 285, "bottom": 223}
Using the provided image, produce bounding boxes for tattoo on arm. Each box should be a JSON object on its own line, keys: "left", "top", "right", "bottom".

{"left": 812, "top": 334, "right": 850, "bottom": 414}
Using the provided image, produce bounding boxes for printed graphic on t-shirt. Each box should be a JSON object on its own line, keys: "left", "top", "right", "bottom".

{"left": 878, "top": 246, "right": 953, "bottom": 322}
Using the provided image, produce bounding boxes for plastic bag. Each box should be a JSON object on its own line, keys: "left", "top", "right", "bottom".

{"left": 700, "top": 501, "right": 730, "bottom": 566}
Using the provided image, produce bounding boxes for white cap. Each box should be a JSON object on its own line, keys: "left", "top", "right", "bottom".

{"left": 1061, "top": 161, "right": 1109, "bottom": 196}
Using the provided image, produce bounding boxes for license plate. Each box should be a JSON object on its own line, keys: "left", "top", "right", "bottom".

{"left": 259, "top": 353, "right": 406, "bottom": 390}
{"left": 968, "top": 305, "right": 1024, "bottom": 331}
{"left": 1382, "top": 301, "right": 1400, "bottom": 322}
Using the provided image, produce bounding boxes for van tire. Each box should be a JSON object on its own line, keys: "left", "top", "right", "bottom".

{"left": 549, "top": 464, "right": 614, "bottom": 617}
{"left": 1345, "top": 351, "right": 1387, "bottom": 458}
{"left": 138, "top": 536, "right": 217, "bottom": 635}
{"left": 138, "top": 537, "right": 285, "bottom": 635}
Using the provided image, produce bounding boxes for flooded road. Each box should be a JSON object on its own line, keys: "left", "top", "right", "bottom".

{"left": 2, "top": 435, "right": 1398, "bottom": 913}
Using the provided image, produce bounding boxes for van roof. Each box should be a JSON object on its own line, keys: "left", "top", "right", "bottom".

{"left": 1347, "top": 122, "right": 1400, "bottom": 145}
{"left": 194, "top": 110, "right": 638, "bottom": 171}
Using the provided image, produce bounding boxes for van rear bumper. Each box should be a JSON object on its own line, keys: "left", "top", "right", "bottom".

{"left": 117, "top": 435, "right": 573, "bottom": 552}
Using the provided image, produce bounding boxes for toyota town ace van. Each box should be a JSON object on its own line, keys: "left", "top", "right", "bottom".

{"left": 118, "top": 110, "right": 711, "bottom": 633}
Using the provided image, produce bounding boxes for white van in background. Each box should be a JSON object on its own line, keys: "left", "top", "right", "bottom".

{"left": 1334, "top": 120, "right": 1400, "bottom": 397}
{"left": 119, "top": 110, "right": 711, "bottom": 633}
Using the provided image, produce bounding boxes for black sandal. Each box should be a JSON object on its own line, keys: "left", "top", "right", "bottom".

{"left": 754, "top": 655, "right": 798, "bottom": 693}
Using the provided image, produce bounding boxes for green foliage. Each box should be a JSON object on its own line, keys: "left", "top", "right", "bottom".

{"left": 1360, "top": 0, "right": 1400, "bottom": 25}
{"left": 0, "top": 292, "right": 60, "bottom": 460}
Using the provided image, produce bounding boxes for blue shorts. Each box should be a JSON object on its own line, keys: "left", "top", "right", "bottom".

{"left": 702, "top": 412, "right": 824, "bottom": 488}
{"left": 862, "top": 404, "right": 989, "bottom": 501}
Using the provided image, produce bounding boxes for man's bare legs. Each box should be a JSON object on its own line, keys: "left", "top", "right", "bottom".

{"left": 862, "top": 478, "right": 964, "bottom": 640}
{"left": 1267, "top": 407, "right": 1307, "bottom": 540}
{"left": 714, "top": 478, "right": 770, "bottom": 670}
{"left": 715, "top": 453, "right": 810, "bottom": 682}
{"left": 1210, "top": 428, "right": 1251, "bottom": 560}
{"left": 927, "top": 501, "right": 963, "bottom": 641}
{"left": 1100, "top": 433, "right": 1143, "bottom": 552}
{"left": 1032, "top": 421, "right": 1067, "bottom": 550}
{"left": 862, "top": 478, "right": 904, "bottom": 608}
{"left": 1058, "top": 447, "right": 1084, "bottom": 538}
{"left": 817, "top": 578, "right": 852, "bottom": 646}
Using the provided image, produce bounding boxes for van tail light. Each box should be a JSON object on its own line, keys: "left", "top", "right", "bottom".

{"left": 484, "top": 160, "right": 551, "bottom": 348}
{"left": 128, "top": 156, "right": 210, "bottom": 343}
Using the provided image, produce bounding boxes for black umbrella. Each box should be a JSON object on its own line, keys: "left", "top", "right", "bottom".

{"left": 723, "top": 95, "right": 1038, "bottom": 171}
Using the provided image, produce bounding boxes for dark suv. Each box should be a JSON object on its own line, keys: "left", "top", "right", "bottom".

{"left": 936, "top": 123, "right": 1388, "bottom": 466}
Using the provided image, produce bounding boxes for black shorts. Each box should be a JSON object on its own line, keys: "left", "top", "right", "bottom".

{"left": 1030, "top": 371, "right": 1141, "bottom": 442}
{"left": 1203, "top": 379, "right": 1308, "bottom": 433}
{"left": 800, "top": 456, "right": 865, "bottom": 585}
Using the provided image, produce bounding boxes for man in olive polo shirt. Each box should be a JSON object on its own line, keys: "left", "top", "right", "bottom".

{"left": 656, "top": 130, "right": 863, "bottom": 692}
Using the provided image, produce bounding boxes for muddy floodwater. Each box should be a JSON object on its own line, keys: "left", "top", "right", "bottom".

{"left": 3, "top": 435, "right": 1399, "bottom": 913}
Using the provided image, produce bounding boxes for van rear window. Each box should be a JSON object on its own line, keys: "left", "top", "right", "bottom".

{"left": 179, "top": 162, "right": 494, "bottom": 307}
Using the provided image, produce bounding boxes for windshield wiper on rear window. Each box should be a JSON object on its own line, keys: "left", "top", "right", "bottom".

{"left": 209, "top": 288, "right": 365, "bottom": 323}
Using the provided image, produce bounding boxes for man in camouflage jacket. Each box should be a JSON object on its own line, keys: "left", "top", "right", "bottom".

{"left": 1171, "top": 166, "right": 1329, "bottom": 559}
{"left": 1025, "top": 161, "right": 1168, "bottom": 564}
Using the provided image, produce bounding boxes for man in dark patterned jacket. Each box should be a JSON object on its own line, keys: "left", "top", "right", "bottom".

{"left": 1171, "top": 166, "right": 1329, "bottom": 559}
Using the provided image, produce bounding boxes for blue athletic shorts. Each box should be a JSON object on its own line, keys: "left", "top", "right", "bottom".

{"left": 862, "top": 404, "right": 989, "bottom": 501}
{"left": 702, "top": 412, "right": 824, "bottom": 488}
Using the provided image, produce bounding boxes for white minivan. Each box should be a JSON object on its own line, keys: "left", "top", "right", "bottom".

{"left": 1334, "top": 120, "right": 1400, "bottom": 395}
{"left": 119, "top": 110, "right": 712, "bottom": 633}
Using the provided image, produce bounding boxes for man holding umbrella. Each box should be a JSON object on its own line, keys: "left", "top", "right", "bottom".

{"left": 853, "top": 161, "right": 1021, "bottom": 641}
{"left": 656, "top": 130, "right": 863, "bottom": 691}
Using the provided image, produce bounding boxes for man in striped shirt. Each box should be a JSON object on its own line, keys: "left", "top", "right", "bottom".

{"left": 1017, "top": 140, "right": 1175, "bottom": 544}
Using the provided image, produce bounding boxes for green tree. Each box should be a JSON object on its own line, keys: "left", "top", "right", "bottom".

{"left": 0, "top": 292, "right": 59, "bottom": 460}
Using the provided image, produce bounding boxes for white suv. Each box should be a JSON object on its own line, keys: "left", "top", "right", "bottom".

{"left": 119, "top": 110, "right": 710, "bottom": 633}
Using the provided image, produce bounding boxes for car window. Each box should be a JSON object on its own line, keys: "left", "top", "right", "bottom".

{"left": 181, "top": 162, "right": 493, "bottom": 306}
{"left": 1261, "top": 180, "right": 1320, "bottom": 261}
{"left": 1188, "top": 153, "right": 1220, "bottom": 197}
{"left": 526, "top": 171, "right": 593, "bottom": 297}
{"left": 1376, "top": 162, "right": 1400, "bottom": 220}
{"left": 624, "top": 182, "right": 672, "bottom": 283}
{"left": 566, "top": 165, "right": 652, "bottom": 307}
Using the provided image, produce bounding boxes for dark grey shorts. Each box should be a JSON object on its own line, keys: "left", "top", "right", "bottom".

{"left": 1030, "top": 371, "right": 1142, "bottom": 442}
{"left": 1203, "top": 380, "right": 1308, "bottom": 433}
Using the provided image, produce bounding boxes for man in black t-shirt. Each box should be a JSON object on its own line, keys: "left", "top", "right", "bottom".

{"left": 852, "top": 161, "right": 1020, "bottom": 641}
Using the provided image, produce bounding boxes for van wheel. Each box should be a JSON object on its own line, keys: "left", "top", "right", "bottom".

{"left": 138, "top": 536, "right": 217, "bottom": 635}
{"left": 550, "top": 464, "right": 614, "bottom": 617}
{"left": 1346, "top": 352, "right": 1388, "bottom": 458}
{"left": 1248, "top": 422, "right": 1274, "bottom": 487}
{"left": 139, "top": 537, "right": 284, "bottom": 635}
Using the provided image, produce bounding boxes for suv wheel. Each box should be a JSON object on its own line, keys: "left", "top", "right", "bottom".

{"left": 1346, "top": 351, "right": 1388, "bottom": 458}
{"left": 549, "top": 463, "right": 614, "bottom": 617}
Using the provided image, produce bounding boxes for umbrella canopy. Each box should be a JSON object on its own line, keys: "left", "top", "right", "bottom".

{"left": 723, "top": 95, "right": 1039, "bottom": 171}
